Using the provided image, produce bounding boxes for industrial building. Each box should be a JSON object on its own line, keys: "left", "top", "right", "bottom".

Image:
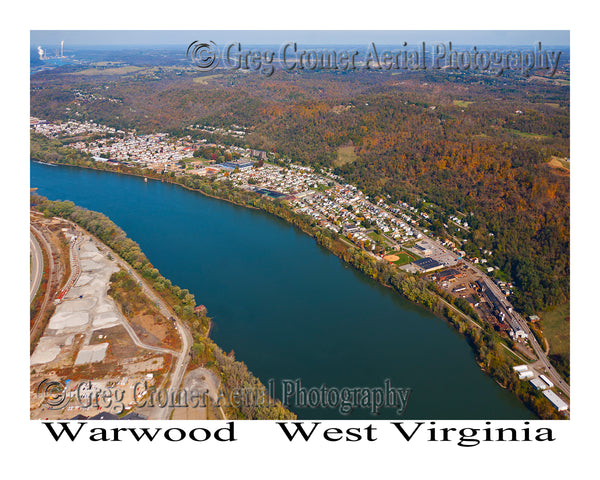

{"left": 218, "top": 160, "right": 255, "bottom": 171}
{"left": 543, "top": 390, "right": 569, "bottom": 412}
{"left": 435, "top": 268, "right": 461, "bottom": 282}
{"left": 539, "top": 374, "right": 554, "bottom": 388}
{"left": 529, "top": 377, "right": 549, "bottom": 390}
{"left": 413, "top": 257, "right": 444, "bottom": 273}
{"left": 478, "top": 279, "right": 527, "bottom": 339}
{"left": 415, "top": 242, "right": 433, "bottom": 256}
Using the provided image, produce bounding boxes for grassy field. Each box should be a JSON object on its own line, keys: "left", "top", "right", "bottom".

{"left": 541, "top": 301, "right": 570, "bottom": 358}
{"left": 384, "top": 248, "right": 419, "bottom": 266}
{"left": 70, "top": 66, "right": 146, "bottom": 76}
{"left": 368, "top": 231, "right": 385, "bottom": 243}
{"left": 505, "top": 128, "right": 553, "bottom": 140}
{"left": 335, "top": 145, "right": 358, "bottom": 167}
{"left": 193, "top": 74, "right": 224, "bottom": 84}
{"left": 390, "top": 252, "right": 414, "bottom": 266}
{"left": 453, "top": 100, "right": 474, "bottom": 108}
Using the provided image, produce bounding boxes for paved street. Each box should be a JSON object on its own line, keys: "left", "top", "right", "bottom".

{"left": 30, "top": 231, "right": 43, "bottom": 303}
{"left": 405, "top": 222, "right": 570, "bottom": 399}
{"left": 88, "top": 236, "right": 193, "bottom": 420}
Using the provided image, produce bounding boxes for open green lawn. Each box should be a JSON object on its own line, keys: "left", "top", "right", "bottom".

{"left": 368, "top": 231, "right": 384, "bottom": 243}
{"left": 384, "top": 248, "right": 419, "bottom": 266}
{"left": 505, "top": 128, "right": 553, "bottom": 140}
{"left": 541, "top": 301, "right": 570, "bottom": 358}
{"left": 390, "top": 252, "right": 414, "bottom": 266}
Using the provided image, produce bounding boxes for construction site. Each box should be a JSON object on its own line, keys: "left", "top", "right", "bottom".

{"left": 30, "top": 211, "right": 221, "bottom": 420}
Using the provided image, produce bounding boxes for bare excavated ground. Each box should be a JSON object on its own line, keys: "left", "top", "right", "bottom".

{"left": 30, "top": 222, "right": 178, "bottom": 420}
{"left": 170, "top": 367, "right": 223, "bottom": 421}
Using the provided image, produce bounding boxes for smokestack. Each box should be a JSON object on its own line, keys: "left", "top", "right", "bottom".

{"left": 37, "top": 46, "right": 45, "bottom": 60}
{"left": 60, "top": 40, "right": 64, "bottom": 57}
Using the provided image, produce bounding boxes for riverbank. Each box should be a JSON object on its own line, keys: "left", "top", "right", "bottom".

{"left": 31, "top": 193, "right": 296, "bottom": 420}
{"left": 30, "top": 150, "right": 562, "bottom": 419}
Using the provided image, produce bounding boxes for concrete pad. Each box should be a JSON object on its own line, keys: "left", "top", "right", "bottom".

{"left": 74, "top": 342, "right": 109, "bottom": 365}
{"left": 75, "top": 273, "right": 93, "bottom": 286}
{"left": 92, "top": 311, "right": 120, "bottom": 328}
{"left": 95, "top": 303, "right": 113, "bottom": 314}
{"left": 59, "top": 297, "right": 96, "bottom": 312}
{"left": 80, "top": 259, "right": 105, "bottom": 271}
{"left": 79, "top": 250, "right": 100, "bottom": 259}
{"left": 49, "top": 310, "right": 90, "bottom": 330}
{"left": 31, "top": 337, "right": 62, "bottom": 365}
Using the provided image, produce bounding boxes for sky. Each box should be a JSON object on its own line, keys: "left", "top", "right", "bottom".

{"left": 30, "top": 30, "right": 570, "bottom": 48}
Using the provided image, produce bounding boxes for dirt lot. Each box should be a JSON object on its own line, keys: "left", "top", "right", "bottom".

{"left": 130, "top": 314, "right": 181, "bottom": 350}
{"left": 30, "top": 219, "right": 183, "bottom": 420}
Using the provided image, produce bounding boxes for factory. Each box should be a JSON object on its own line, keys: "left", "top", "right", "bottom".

{"left": 539, "top": 374, "right": 554, "bottom": 388}
{"left": 529, "top": 377, "right": 549, "bottom": 390}
{"left": 412, "top": 257, "right": 444, "bottom": 273}
{"left": 543, "top": 390, "right": 569, "bottom": 412}
{"left": 435, "top": 268, "right": 462, "bottom": 282}
{"left": 218, "top": 159, "right": 255, "bottom": 171}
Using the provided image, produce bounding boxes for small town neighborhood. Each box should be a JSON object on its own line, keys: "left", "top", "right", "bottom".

{"left": 31, "top": 116, "right": 569, "bottom": 413}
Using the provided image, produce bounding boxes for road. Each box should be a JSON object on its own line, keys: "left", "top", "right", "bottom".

{"left": 30, "top": 231, "right": 43, "bottom": 303}
{"left": 396, "top": 212, "right": 571, "bottom": 399}
{"left": 466, "top": 263, "right": 570, "bottom": 397}
{"left": 87, "top": 236, "right": 193, "bottom": 420}
{"left": 34, "top": 217, "right": 205, "bottom": 420}
{"left": 455, "top": 256, "right": 570, "bottom": 398}
{"left": 30, "top": 223, "right": 58, "bottom": 344}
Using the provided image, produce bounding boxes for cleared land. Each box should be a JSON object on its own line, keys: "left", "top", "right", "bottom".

{"left": 384, "top": 249, "right": 417, "bottom": 266}
{"left": 453, "top": 100, "right": 474, "bottom": 107}
{"left": 548, "top": 156, "right": 570, "bottom": 173}
{"left": 70, "top": 66, "right": 146, "bottom": 76}
{"left": 193, "top": 74, "right": 224, "bottom": 84}
{"left": 30, "top": 217, "right": 180, "bottom": 419}
{"left": 541, "top": 302, "right": 570, "bottom": 358}
{"left": 335, "top": 145, "right": 358, "bottom": 167}
{"left": 505, "top": 128, "right": 553, "bottom": 140}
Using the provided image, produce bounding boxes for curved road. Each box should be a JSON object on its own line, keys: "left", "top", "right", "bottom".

{"left": 86, "top": 235, "right": 193, "bottom": 420}
{"left": 395, "top": 209, "right": 571, "bottom": 399}
{"left": 30, "top": 231, "right": 43, "bottom": 303}
{"left": 461, "top": 258, "right": 570, "bottom": 398}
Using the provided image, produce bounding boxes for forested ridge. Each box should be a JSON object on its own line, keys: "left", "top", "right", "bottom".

{"left": 31, "top": 66, "right": 569, "bottom": 313}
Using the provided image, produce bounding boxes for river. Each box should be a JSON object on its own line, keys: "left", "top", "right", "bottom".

{"left": 30, "top": 161, "right": 534, "bottom": 419}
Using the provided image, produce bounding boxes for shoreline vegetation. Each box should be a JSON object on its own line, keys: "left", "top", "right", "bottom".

{"left": 30, "top": 192, "right": 295, "bottom": 420}
{"left": 30, "top": 134, "right": 564, "bottom": 419}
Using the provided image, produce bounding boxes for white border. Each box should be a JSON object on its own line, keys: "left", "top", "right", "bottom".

{"left": 3, "top": 0, "right": 595, "bottom": 476}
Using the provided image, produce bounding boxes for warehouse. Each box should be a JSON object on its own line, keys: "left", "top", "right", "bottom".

{"left": 529, "top": 377, "right": 549, "bottom": 390}
{"left": 436, "top": 268, "right": 461, "bottom": 281}
{"left": 218, "top": 160, "right": 255, "bottom": 171}
{"left": 543, "top": 390, "right": 569, "bottom": 412}
{"left": 415, "top": 242, "right": 433, "bottom": 256}
{"left": 412, "top": 257, "right": 444, "bottom": 273}
{"left": 539, "top": 374, "right": 554, "bottom": 388}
